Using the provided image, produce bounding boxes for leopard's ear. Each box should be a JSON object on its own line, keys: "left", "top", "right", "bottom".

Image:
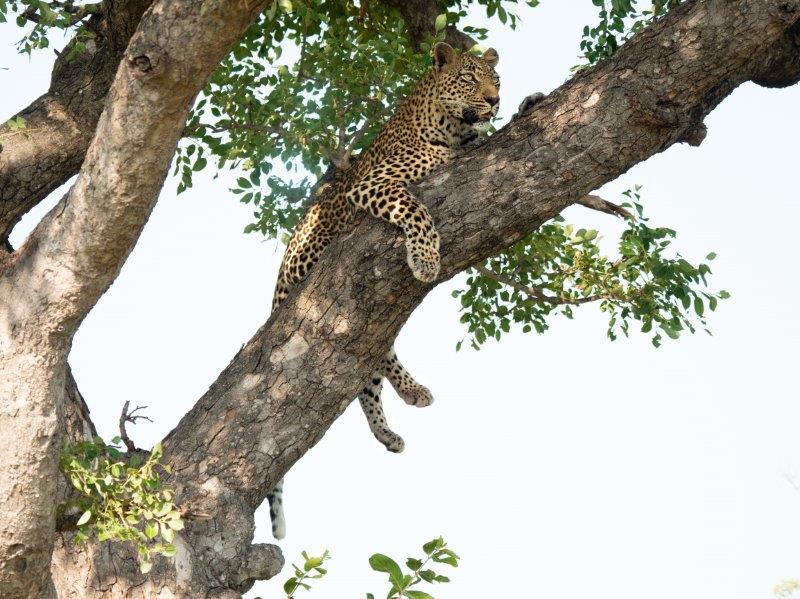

{"left": 482, "top": 48, "right": 499, "bottom": 67}
{"left": 434, "top": 42, "right": 457, "bottom": 69}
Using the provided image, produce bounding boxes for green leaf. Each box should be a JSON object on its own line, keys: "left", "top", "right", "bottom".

{"left": 368, "top": 553, "right": 403, "bottom": 585}
{"left": 76, "top": 510, "right": 92, "bottom": 526}
{"left": 284, "top": 577, "right": 298, "bottom": 594}
{"left": 406, "top": 592, "right": 434, "bottom": 599}
{"left": 434, "top": 13, "right": 447, "bottom": 33}
{"left": 406, "top": 558, "right": 422, "bottom": 570}
{"left": 304, "top": 556, "right": 323, "bottom": 571}
{"left": 423, "top": 538, "right": 444, "bottom": 554}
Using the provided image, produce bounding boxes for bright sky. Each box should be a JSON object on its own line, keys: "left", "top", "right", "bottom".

{"left": 3, "top": 3, "right": 800, "bottom": 598}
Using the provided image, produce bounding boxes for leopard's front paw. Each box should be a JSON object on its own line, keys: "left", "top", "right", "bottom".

{"left": 514, "top": 92, "right": 546, "bottom": 119}
{"left": 406, "top": 231, "right": 440, "bottom": 283}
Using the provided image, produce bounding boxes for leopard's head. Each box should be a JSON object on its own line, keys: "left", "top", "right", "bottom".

{"left": 433, "top": 42, "right": 500, "bottom": 127}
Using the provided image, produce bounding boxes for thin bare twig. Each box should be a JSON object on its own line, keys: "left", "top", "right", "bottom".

{"left": 575, "top": 194, "right": 635, "bottom": 220}
{"left": 473, "top": 264, "right": 602, "bottom": 306}
{"left": 118, "top": 401, "right": 152, "bottom": 453}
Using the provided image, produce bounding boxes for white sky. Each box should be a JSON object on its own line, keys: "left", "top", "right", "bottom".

{"left": 3, "top": 2, "right": 800, "bottom": 598}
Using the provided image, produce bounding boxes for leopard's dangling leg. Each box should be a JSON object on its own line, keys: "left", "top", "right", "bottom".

{"left": 266, "top": 479, "right": 286, "bottom": 539}
{"left": 381, "top": 348, "right": 433, "bottom": 407}
{"left": 358, "top": 348, "right": 433, "bottom": 452}
{"left": 358, "top": 371, "right": 405, "bottom": 453}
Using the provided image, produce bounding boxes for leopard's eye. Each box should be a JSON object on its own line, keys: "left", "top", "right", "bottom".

{"left": 460, "top": 73, "right": 479, "bottom": 84}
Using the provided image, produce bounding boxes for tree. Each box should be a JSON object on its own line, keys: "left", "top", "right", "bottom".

{"left": 0, "top": 0, "right": 798, "bottom": 596}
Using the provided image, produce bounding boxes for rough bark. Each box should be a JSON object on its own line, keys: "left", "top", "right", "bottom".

{"left": 0, "top": 0, "right": 269, "bottom": 593}
{"left": 0, "top": 0, "right": 153, "bottom": 244}
{"left": 0, "top": 0, "right": 797, "bottom": 597}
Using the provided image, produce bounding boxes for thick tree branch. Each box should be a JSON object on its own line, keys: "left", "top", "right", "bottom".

{"left": 0, "top": 0, "right": 271, "bottom": 592}
{"left": 0, "top": 0, "right": 152, "bottom": 245}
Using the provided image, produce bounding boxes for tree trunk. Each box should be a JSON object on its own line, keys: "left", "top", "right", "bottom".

{"left": 0, "top": 0, "right": 797, "bottom": 597}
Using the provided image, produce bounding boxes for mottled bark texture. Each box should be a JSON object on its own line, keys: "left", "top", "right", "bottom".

{"left": 0, "top": 0, "right": 798, "bottom": 597}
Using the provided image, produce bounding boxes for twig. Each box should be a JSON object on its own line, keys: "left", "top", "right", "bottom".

{"left": 575, "top": 194, "right": 635, "bottom": 220}
{"left": 21, "top": 2, "right": 101, "bottom": 26}
{"left": 118, "top": 401, "right": 152, "bottom": 453}
{"left": 473, "top": 264, "right": 602, "bottom": 306}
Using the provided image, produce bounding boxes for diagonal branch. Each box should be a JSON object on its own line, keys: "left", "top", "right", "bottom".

{"left": 102, "top": 0, "right": 793, "bottom": 595}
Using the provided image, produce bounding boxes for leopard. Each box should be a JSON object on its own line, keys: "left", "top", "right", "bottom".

{"left": 266, "top": 42, "right": 502, "bottom": 540}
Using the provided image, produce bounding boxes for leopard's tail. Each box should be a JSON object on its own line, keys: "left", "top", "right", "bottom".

{"left": 266, "top": 479, "right": 286, "bottom": 540}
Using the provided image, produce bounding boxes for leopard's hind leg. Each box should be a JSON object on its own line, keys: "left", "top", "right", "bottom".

{"left": 358, "top": 348, "right": 433, "bottom": 451}
{"left": 359, "top": 371, "right": 405, "bottom": 453}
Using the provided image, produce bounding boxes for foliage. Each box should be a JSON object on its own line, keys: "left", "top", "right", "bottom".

{"left": 283, "top": 550, "right": 331, "bottom": 597}
{"left": 578, "top": 0, "right": 684, "bottom": 66}
{"left": 452, "top": 188, "right": 729, "bottom": 350}
{"left": 0, "top": 0, "right": 98, "bottom": 55}
{"left": 174, "top": 0, "right": 535, "bottom": 239}
{"left": 367, "top": 536, "right": 459, "bottom": 599}
{"left": 58, "top": 437, "right": 183, "bottom": 574}
{"left": 255, "top": 537, "right": 459, "bottom": 599}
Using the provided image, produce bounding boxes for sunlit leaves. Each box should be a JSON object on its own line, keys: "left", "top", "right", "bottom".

{"left": 58, "top": 437, "right": 182, "bottom": 573}
{"left": 452, "top": 188, "right": 728, "bottom": 350}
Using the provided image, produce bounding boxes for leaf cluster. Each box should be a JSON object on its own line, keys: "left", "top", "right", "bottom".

{"left": 578, "top": 0, "right": 684, "bottom": 66}
{"left": 174, "top": 0, "right": 535, "bottom": 238}
{"left": 283, "top": 550, "right": 331, "bottom": 597}
{"left": 58, "top": 438, "right": 183, "bottom": 574}
{"left": 452, "top": 188, "right": 729, "bottom": 350}
{"left": 367, "top": 536, "right": 459, "bottom": 599}
{"left": 1, "top": 0, "right": 98, "bottom": 55}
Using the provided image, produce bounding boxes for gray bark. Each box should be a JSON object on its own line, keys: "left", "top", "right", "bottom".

{"left": 0, "top": 0, "right": 797, "bottom": 597}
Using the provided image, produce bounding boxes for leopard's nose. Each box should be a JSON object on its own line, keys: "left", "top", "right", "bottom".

{"left": 485, "top": 95, "right": 499, "bottom": 106}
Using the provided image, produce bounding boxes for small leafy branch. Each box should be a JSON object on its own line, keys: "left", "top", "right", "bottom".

{"left": 367, "top": 537, "right": 459, "bottom": 599}
{"left": 453, "top": 187, "right": 729, "bottom": 350}
{"left": 58, "top": 437, "right": 183, "bottom": 573}
{"left": 259, "top": 538, "right": 459, "bottom": 599}
{"left": 283, "top": 550, "right": 331, "bottom": 597}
